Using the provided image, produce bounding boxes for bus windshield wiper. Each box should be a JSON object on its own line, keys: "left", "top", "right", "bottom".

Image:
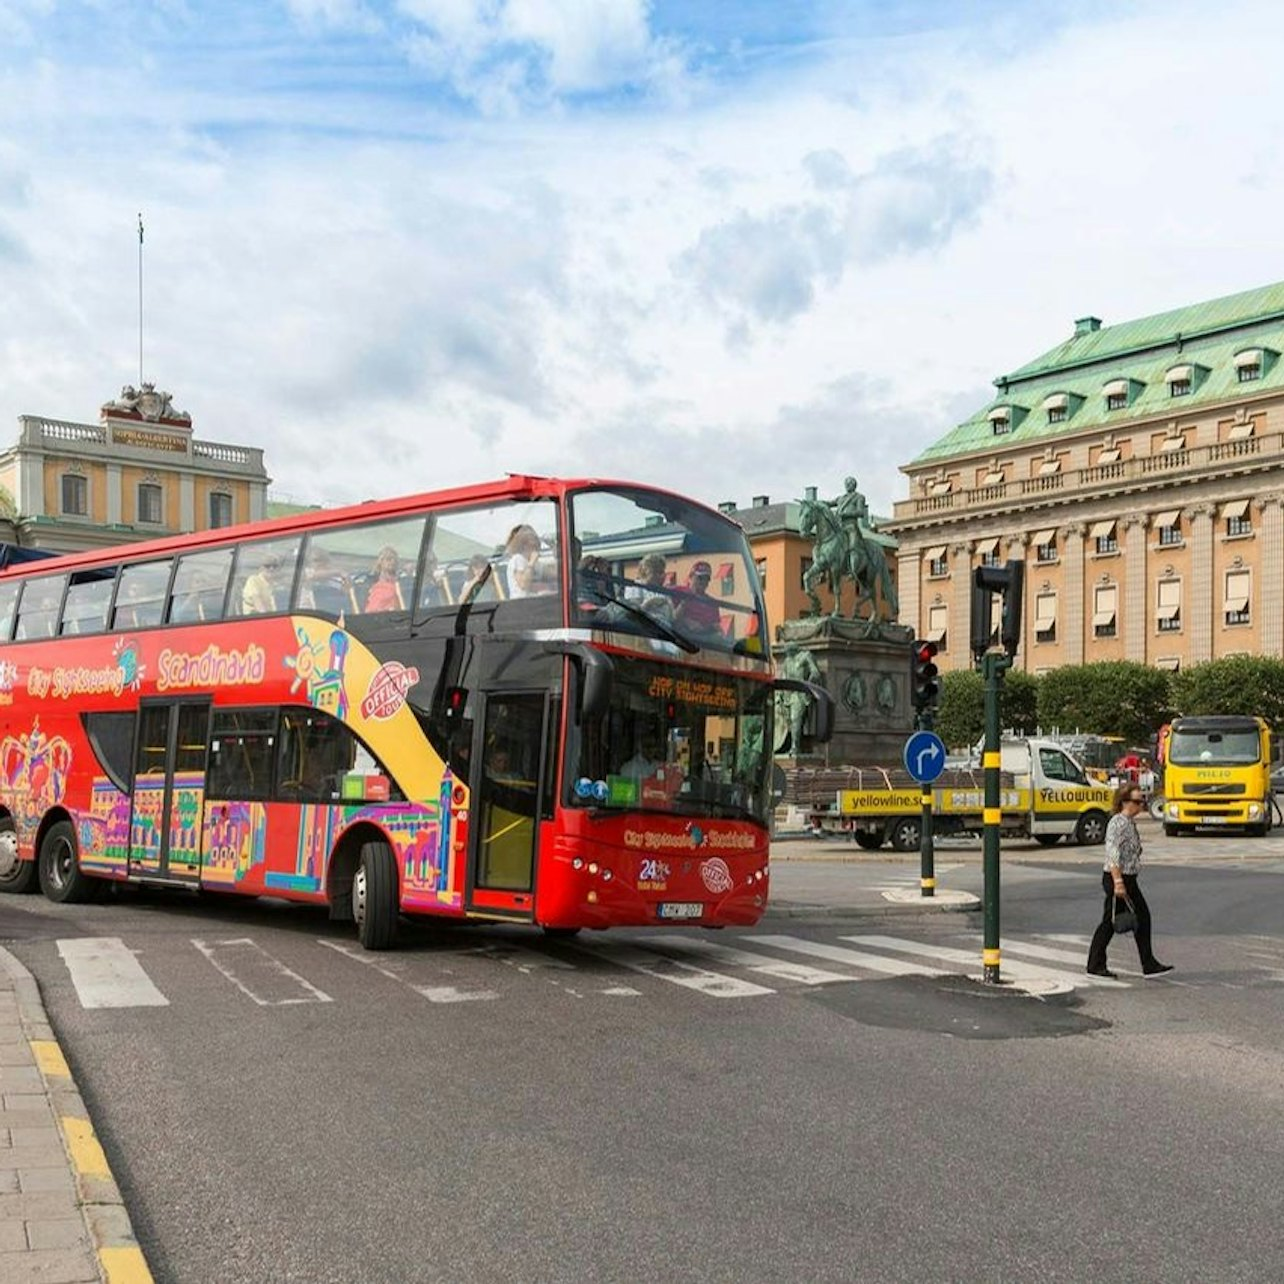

{"left": 585, "top": 587, "right": 699, "bottom": 654}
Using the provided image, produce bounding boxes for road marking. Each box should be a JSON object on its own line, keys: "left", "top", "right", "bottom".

{"left": 318, "top": 938, "right": 499, "bottom": 1003}
{"left": 57, "top": 937, "right": 169, "bottom": 1009}
{"left": 193, "top": 938, "right": 332, "bottom": 1006}
{"left": 637, "top": 935, "right": 853, "bottom": 986}
{"left": 840, "top": 934, "right": 1125, "bottom": 987}
{"left": 572, "top": 941, "right": 774, "bottom": 997}
{"left": 748, "top": 934, "right": 942, "bottom": 977}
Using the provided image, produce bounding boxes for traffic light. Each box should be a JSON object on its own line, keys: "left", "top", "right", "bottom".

{"left": 910, "top": 639, "right": 940, "bottom": 716}
{"left": 973, "top": 560, "right": 1024, "bottom": 659}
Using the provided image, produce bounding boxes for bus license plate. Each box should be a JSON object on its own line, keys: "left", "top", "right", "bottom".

{"left": 658, "top": 902, "right": 703, "bottom": 920}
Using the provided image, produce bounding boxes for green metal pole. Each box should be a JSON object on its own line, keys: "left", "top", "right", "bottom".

{"left": 981, "top": 651, "right": 1008, "bottom": 983}
{"left": 918, "top": 710, "right": 935, "bottom": 897}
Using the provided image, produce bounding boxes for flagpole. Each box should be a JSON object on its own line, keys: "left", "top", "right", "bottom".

{"left": 137, "top": 213, "right": 144, "bottom": 385}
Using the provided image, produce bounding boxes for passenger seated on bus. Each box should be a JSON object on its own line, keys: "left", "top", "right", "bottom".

{"left": 673, "top": 561, "right": 721, "bottom": 638}
{"left": 458, "top": 554, "right": 498, "bottom": 604}
{"left": 363, "top": 546, "right": 405, "bottom": 612}
{"left": 576, "top": 555, "right": 610, "bottom": 612}
{"left": 505, "top": 525, "right": 555, "bottom": 597}
{"left": 626, "top": 553, "right": 674, "bottom": 623}
{"left": 299, "top": 551, "right": 352, "bottom": 616}
{"left": 419, "top": 552, "right": 449, "bottom": 608}
{"left": 241, "top": 556, "right": 282, "bottom": 615}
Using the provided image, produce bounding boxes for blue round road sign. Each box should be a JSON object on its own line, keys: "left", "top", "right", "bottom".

{"left": 903, "top": 730, "right": 947, "bottom": 783}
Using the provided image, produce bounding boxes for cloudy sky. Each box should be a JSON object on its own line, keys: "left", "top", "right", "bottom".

{"left": 3, "top": 0, "right": 1283, "bottom": 519}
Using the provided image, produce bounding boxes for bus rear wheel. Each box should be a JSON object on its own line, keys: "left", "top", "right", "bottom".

{"left": 0, "top": 825, "right": 37, "bottom": 894}
{"left": 353, "top": 841, "right": 399, "bottom": 950}
{"left": 37, "top": 820, "right": 99, "bottom": 904}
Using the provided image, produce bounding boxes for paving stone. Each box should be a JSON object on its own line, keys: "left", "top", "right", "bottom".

{"left": 0, "top": 1146, "right": 70, "bottom": 1171}
{"left": 0, "top": 1217, "right": 26, "bottom": 1249}
{"left": 9, "top": 1128, "right": 60, "bottom": 1149}
{"left": 0, "top": 1191, "right": 83, "bottom": 1220}
{"left": 0, "top": 1167, "right": 20, "bottom": 1193}
{"left": 0, "top": 1106, "right": 55, "bottom": 1128}
{"left": 3, "top": 1246, "right": 101, "bottom": 1282}
{"left": 2, "top": 1094, "right": 48, "bottom": 1111}
{"left": 0, "top": 1069, "right": 42, "bottom": 1093}
{"left": 0, "top": 1045, "right": 34, "bottom": 1067}
{"left": 17, "top": 1169, "right": 75, "bottom": 1195}
{"left": 26, "top": 1218, "right": 91, "bottom": 1252}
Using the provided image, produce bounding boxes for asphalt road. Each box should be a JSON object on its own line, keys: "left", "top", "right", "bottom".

{"left": 3, "top": 841, "right": 1284, "bottom": 1283}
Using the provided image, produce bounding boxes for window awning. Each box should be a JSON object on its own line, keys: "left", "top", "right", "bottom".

{"left": 923, "top": 545, "right": 947, "bottom": 561}
{"left": 1031, "top": 528, "right": 1055, "bottom": 546}
{"left": 974, "top": 537, "right": 998, "bottom": 556}
{"left": 1038, "top": 459, "right": 1062, "bottom": 475}
{"left": 1161, "top": 435, "right": 1186, "bottom": 452}
{"left": 1035, "top": 597, "right": 1057, "bottom": 624}
{"left": 1228, "top": 421, "right": 1256, "bottom": 441}
{"left": 1042, "top": 393, "right": 1069, "bottom": 411}
{"left": 1157, "top": 657, "right": 1181, "bottom": 671}
{"left": 986, "top": 407, "right": 1010, "bottom": 421}
{"left": 1234, "top": 349, "right": 1263, "bottom": 367}
{"left": 1090, "top": 520, "right": 1115, "bottom": 538}
{"left": 981, "top": 471, "right": 1004, "bottom": 486}
{"left": 1166, "top": 365, "right": 1193, "bottom": 382}
{"left": 1154, "top": 509, "right": 1180, "bottom": 528}
{"left": 1093, "top": 610, "right": 1116, "bottom": 627}
{"left": 1103, "top": 379, "right": 1129, "bottom": 396}
{"left": 1226, "top": 595, "right": 1250, "bottom": 614}
{"left": 1096, "top": 448, "right": 1121, "bottom": 464}
{"left": 925, "top": 627, "right": 947, "bottom": 643}
{"left": 929, "top": 481, "right": 953, "bottom": 496}
{"left": 1156, "top": 601, "right": 1180, "bottom": 621}
{"left": 716, "top": 562, "right": 734, "bottom": 580}
{"left": 1222, "top": 499, "right": 1250, "bottom": 519}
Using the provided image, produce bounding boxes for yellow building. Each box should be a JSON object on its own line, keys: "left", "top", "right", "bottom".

{"left": 887, "top": 283, "right": 1284, "bottom": 674}
{"left": 0, "top": 383, "right": 269, "bottom": 553}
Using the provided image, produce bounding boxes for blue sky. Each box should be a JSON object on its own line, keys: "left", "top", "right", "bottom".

{"left": 2, "top": 0, "right": 1282, "bottom": 516}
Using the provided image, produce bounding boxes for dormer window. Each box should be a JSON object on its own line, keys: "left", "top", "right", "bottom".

{"left": 1166, "top": 364, "right": 1193, "bottom": 397}
{"left": 1104, "top": 378, "right": 1130, "bottom": 411}
{"left": 1235, "top": 349, "right": 1263, "bottom": 382}
{"left": 988, "top": 407, "right": 1012, "bottom": 435}
{"left": 1043, "top": 392, "right": 1069, "bottom": 424}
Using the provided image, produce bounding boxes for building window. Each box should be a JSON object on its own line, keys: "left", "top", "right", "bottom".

{"left": 1106, "top": 392, "right": 1127, "bottom": 411}
{"left": 1048, "top": 406, "right": 1066, "bottom": 424}
{"left": 1093, "top": 585, "right": 1117, "bottom": 638}
{"left": 61, "top": 474, "right": 87, "bottom": 517}
{"left": 975, "top": 539, "right": 1000, "bottom": 568}
{"left": 210, "top": 492, "right": 233, "bottom": 528}
{"left": 1237, "top": 360, "right": 1262, "bottom": 383}
{"left": 1225, "top": 571, "right": 1251, "bottom": 626}
{"left": 755, "top": 558, "right": 767, "bottom": 591}
{"left": 717, "top": 562, "right": 735, "bottom": 595}
{"left": 925, "top": 547, "right": 948, "bottom": 577}
{"left": 1155, "top": 511, "right": 1181, "bottom": 546}
{"left": 1156, "top": 579, "right": 1181, "bottom": 633}
{"left": 1034, "top": 534, "right": 1057, "bottom": 563}
{"left": 1169, "top": 378, "right": 1191, "bottom": 397}
{"left": 927, "top": 604, "right": 948, "bottom": 653}
{"left": 1091, "top": 521, "right": 1117, "bottom": 555}
{"left": 1223, "top": 500, "right": 1252, "bottom": 537}
{"left": 138, "top": 483, "right": 163, "bottom": 525}
{"left": 1034, "top": 594, "right": 1056, "bottom": 643}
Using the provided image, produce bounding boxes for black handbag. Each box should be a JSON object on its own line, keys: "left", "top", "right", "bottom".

{"left": 1112, "top": 896, "right": 1137, "bottom": 935}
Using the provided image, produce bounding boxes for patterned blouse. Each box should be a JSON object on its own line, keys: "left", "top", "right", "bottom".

{"left": 1103, "top": 812, "right": 1143, "bottom": 874}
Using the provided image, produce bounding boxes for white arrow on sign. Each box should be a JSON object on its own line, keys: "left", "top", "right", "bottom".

{"left": 915, "top": 741, "right": 942, "bottom": 777}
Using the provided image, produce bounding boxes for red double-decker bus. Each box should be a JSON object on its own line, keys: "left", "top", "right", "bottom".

{"left": 0, "top": 476, "right": 829, "bottom": 947}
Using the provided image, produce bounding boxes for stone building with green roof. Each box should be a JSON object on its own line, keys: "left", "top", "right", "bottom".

{"left": 885, "top": 281, "right": 1284, "bottom": 672}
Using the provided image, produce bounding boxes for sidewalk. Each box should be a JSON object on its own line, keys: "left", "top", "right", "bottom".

{"left": 766, "top": 837, "right": 981, "bottom": 918}
{"left": 0, "top": 948, "right": 151, "bottom": 1284}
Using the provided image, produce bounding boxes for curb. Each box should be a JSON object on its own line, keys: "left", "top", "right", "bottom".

{"left": 765, "top": 894, "right": 980, "bottom": 921}
{"left": 0, "top": 947, "right": 153, "bottom": 1284}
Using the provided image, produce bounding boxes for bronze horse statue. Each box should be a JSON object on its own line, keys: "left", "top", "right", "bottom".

{"left": 798, "top": 496, "right": 899, "bottom": 628}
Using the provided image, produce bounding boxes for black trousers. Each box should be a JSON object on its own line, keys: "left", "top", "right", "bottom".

{"left": 1086, "top": 872, "right": 1161, "bottom": 972}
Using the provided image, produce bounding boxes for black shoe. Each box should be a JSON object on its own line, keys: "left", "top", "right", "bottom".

{"left": 1143, "top": 963, "right": 1174, "bottom": 976}
{"left": 1086, "top": 966, "right": 1117, "bottom": 978}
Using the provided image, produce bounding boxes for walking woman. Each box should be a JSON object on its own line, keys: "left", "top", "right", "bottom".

{"left": 1086, "top": 784, "right": 1174, "bottom": 978}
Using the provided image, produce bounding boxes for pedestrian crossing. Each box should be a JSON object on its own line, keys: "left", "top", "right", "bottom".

{"left": 39, "top": 926, "right": 1200, "bottom": 1013}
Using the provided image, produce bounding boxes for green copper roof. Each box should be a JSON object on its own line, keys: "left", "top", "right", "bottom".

{"left": 914, "top": 281, "right": 1284, "bottom": 464}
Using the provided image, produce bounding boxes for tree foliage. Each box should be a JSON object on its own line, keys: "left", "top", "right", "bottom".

{"left": 1170, "top": 656, "right": 1284, "bottom": 729}
{"left": 1036, "top": 661, "right": 1173, "bottom": 745}
{"left": 935, "top": 666, "right": 1040, "bottom": 751}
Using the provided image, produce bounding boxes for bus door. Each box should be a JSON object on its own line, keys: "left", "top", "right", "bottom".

{"left": 129, "top": 700, "right": 211, "bottom": 883}
{"left": 465, "top": 691, "right": 550, "bottom": 920}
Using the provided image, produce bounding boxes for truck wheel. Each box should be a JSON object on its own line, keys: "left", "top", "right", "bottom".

{"left": 0, "top": 825, "right": 37, "bottom": 894}
{"left": 1148, "top": 796, "right": 1166, "bottom": 821}
{"left": 890, "top": 817, "right": 921, "bottom": 852}
{"left": 853, "top": 832, "right": 884, "bottom": 851}
{"left": 37, "top": 820, "right": 99, "bottom": 904}
{"left": 1033, "top": 835, "right": 1061, "bottom": 847}
{"left": 1074, "top": 811, "right": 1108, "bottom": 846}
{"left": 353, "top": 841, "right": 399, "bottom": 950}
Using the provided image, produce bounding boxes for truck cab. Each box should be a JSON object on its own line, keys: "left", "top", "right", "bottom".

{"left": 1161, "top": 715, "right": 1273, "bottom": 836}
{"left": 1002, "top": 738, "right": 1112, "bottom": 845}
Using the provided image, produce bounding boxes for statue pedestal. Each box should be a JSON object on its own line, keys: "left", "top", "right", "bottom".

{"left": 776, "top": 616, "right": 915, "bottom": 768}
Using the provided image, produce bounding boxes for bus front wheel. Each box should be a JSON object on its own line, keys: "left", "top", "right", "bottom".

{"left": 0, "top": 826, "right": 37, "bottom": 894}
{"left": 354, "top": 841, "right": 399, "bottom": 951}
{"left": 37, "top": 820, "right": 99, "bottom": 904}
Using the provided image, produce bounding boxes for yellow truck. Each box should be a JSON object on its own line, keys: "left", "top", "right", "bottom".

{"left": 1161, "top": 715, "right": 1274, "bottom": 836}
{"left": 810, "top": 737, "right": 1113, "bottom": 851}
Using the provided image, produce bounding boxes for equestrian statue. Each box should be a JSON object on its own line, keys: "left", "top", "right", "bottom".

{"left": 797, "top": 477, "right": 899, "bottom": 632}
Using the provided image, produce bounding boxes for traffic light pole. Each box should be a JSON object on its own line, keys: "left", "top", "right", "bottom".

{"left": 981, "top": 649, "right": 1010, "bottom": 984}
{"left": 916, "top": 709, "right": 935, "bottom": 898}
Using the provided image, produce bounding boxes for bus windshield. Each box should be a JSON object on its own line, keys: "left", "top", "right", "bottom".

{"left": 570, "top": 657, "right": 771, "bottom": 822}
{"left": 1168, "top": 727, "right": 1262, "bottom": 766}
{"left": 568, "top": 486, "right": 766, "bottom": 654}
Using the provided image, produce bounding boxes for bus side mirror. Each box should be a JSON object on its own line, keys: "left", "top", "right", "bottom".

{"left": 549, "top": 643, "right": 614, "bottom": 723}
{"left": 774, "top": 678, "right": 834, "bottom": 744}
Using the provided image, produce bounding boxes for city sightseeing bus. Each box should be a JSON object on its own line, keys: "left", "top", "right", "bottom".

{"left": 0, "top": 476, "right": 830, "bottom": 947}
